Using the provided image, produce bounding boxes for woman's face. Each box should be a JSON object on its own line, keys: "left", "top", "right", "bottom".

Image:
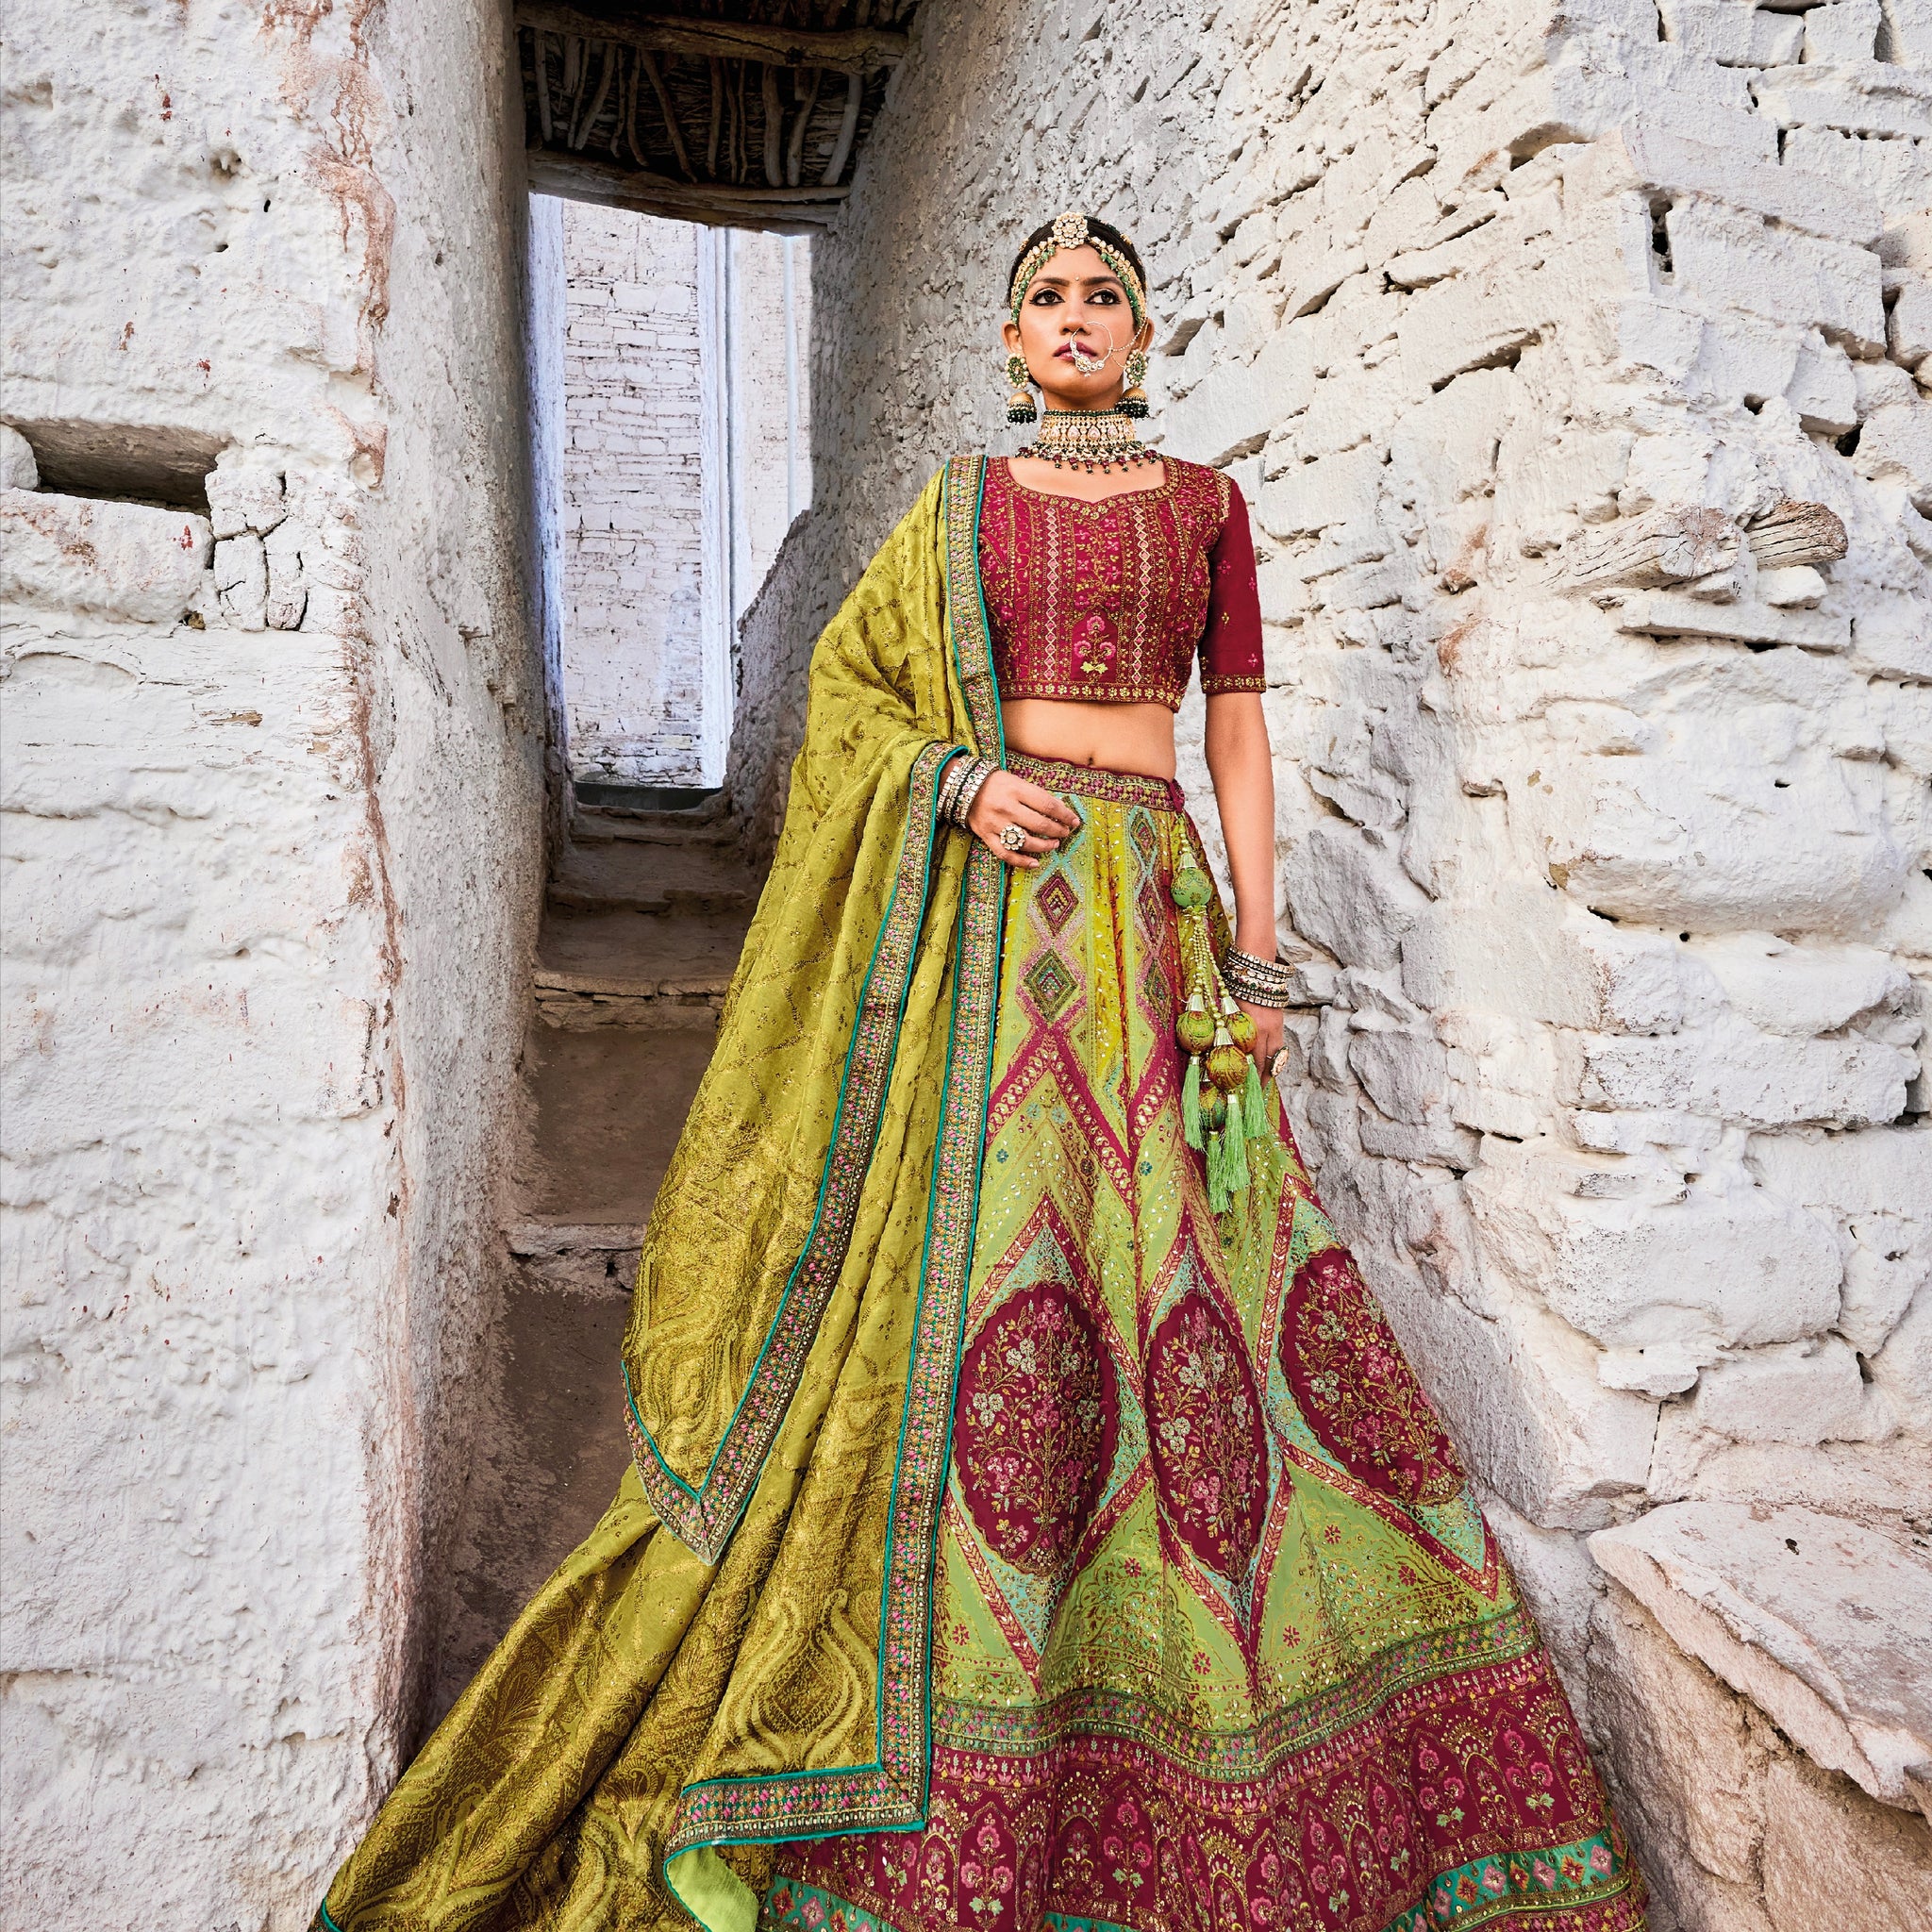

{"left": 1003, "top": 243, "right": 1152, "bottom": 410}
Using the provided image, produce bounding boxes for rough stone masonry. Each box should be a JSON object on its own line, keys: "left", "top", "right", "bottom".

{"left": 741, "top": 0, "right": 1932, "bottom": 1924}
{"left": 2, "top": 2, "right": 548, "bottom": 1925}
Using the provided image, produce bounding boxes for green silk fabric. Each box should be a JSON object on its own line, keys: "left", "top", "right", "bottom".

{"left": 318, "top": 460, "right": 1008, "bottom": 1932}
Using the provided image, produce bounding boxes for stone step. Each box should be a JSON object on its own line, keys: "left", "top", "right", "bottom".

{"left": 505, "top": 1218, "right": 644, "bottom": 1295}
{"left": 547, "top": 835, "right": 759, "bottom": 917}
{"left": 433, "top": 1226, "right": 637, "bottom": 1719}
{"left": 536, "top": 904, "right": 750, "bottom": 1028}
{"left": 521, "top": 1023, "right": 715, "bottom": 1227}
{"left": 437, "top": 845, "right": 741, "bottom": 1718}
{"left": 570, "top": 796, "right": 737, "bottom": 847}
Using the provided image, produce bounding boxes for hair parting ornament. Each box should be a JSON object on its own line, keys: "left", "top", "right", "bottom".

{"left": 1007, "top": 209, "right": 1147, "bottom": 333}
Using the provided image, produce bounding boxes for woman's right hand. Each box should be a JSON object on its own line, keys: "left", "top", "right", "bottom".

{"left": 966, "top": 771, "right": 1081, "bottom": 869}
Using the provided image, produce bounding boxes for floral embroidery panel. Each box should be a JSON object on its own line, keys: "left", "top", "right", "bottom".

{"left": 766, "top": 757, "right": 1644, "bottom": 1932}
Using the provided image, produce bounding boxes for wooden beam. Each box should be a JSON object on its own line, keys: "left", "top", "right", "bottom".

{"left": 517, "top": 4, "right": 907, "bottom": 75}
{"left": 1746, "top": 500, "right": 1848, "bottom": 570}
{"left": 786, "top": 67, "right": 824, "bottom": 187}
{"left": 636, "top": 44, "right": 693, "bottom": 180}
{"left": 824, "top": 69, "right": 861, "bottom": 185}
{"left": 761, "top": 64, "right": 784, "bottom": 187}
{"left": 1554, "top": 507, "right": 1740, "bottom": 594}
{"left": 527, "top": 147, "right": 848, "bottom": 229}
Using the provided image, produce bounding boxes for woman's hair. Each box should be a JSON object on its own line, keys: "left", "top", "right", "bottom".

{"left": 1007, "top": 215, "right": 1148, "bottom": 299}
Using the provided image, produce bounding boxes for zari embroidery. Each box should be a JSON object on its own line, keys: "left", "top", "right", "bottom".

{"left": 625, "top": 735, "right": 963, "bottom": 1562}
{"left": 1284, "top": 1244, "right": 1468, "bottom": 1508}
{"left": 767, "top": 762, "right": 1644, "bottom": 1932}
{"left": 981, "top": 458, "right": 1239, "bottom": 710}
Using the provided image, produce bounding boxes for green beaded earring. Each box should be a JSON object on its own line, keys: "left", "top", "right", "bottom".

{"left": 1120, "top": 347, "right": 1150, "bottom": 419}
{"left": 1005, "top": 353, "right": 1038, "bottom": 425}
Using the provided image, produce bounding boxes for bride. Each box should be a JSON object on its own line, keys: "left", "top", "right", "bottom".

{"left": 316, "top": 209, "right": 1644, "bottom": 1932}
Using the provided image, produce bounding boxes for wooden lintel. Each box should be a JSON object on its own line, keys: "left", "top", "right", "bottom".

{"left": 516, "top": 3, "right": 908, "bottom": 75}
{"left": 1556, "top": 507, "right": 1740, "bottom": 593}
{"left": 527, "top": 148, "right": 849, "bottom": 229}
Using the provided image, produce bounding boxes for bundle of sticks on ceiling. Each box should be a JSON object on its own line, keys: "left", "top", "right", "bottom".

{"left": 517, "top": 2, "right": 914, "bottom": 226}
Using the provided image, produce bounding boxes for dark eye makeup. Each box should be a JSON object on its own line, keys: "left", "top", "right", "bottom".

{"left": 1027, "top": 282, "right": 1124, "bottom": 306}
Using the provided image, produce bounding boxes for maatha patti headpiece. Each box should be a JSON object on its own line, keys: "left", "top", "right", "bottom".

{"left": 1008, "top": 210, "right": 1147, "bottom": 331}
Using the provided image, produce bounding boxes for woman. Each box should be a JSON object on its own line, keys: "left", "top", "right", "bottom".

{"left": 317, "top": 213, "right": 1644, "bottom": 1932}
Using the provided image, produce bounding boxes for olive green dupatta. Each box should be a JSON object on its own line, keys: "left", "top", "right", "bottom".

{"left": 316, "top": 458, "right": 1008, "bottom": 1932}
{"left": 636, "top": 455, "right": 1008, "bottom": 1916}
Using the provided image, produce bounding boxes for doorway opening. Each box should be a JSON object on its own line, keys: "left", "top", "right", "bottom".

{"left": 431, "top": 199, "right": 813, "bottom": 1713}
{"left": 528, "top": 195, "right": 811, "bottom": 813}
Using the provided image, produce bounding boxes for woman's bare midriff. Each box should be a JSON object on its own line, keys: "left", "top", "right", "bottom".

{"left": 1001, "top": 697, "right": 1177, "bottom": 779}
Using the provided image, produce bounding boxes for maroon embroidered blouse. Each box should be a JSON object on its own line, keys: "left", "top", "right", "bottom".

{"left": 978, "top": 456, "right": 1264, "bottom": 711}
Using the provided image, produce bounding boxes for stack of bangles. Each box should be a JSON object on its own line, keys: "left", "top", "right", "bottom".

{"left": 938, "top": 753, "right": 998, "bottom": 827}
{"left": 1222, "top": 946, "right": 1294, "bottom": 1010}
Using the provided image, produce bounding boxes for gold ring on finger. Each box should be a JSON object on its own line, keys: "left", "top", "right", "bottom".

{"left": 999, "top": 823, "right": 1027, "bottom": 852}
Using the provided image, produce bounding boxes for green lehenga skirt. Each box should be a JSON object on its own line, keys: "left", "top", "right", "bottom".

{"left": 317, "top": 754, "right": 1643, "bottom": 1932}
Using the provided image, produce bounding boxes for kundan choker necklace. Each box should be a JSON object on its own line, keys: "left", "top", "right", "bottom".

{"left": 1019, "top": 406, "right": 1158, "bottom": 474}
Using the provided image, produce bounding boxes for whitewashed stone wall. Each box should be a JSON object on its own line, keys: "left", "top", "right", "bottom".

{"left": 557, "top": 210, "right": 810, "bottom": 791}
{"left": 747, "top": 0, "right": 1932, "bottom": 1919}
{"left": 0, "top": 3, "right": 545, "bottom": 1926}
{"left": 725, "top": 227, "right": 816, "bottom": 619}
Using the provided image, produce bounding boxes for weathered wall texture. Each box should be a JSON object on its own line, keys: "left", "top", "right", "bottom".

{"left": 556, "top": 210, "right": 809, "bottom": 791}
{"left": 4, "top": 0, "right": 1927, "bottom": 1923}
{"left": 558, "top": 201, "right": 708, "bottom": 787}
{"left": 0, "top": 2, "right": 545, "bottom": 1924}
{"left": 724, "top": 226, "right": 815, "bottom": 621}
{"left": 747, "top": 0, "right": 1932, "bottom": 1919}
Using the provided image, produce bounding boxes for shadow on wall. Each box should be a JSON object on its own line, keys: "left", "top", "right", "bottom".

{"left": 723, "top": 503, "right": 818, "bottom": 858}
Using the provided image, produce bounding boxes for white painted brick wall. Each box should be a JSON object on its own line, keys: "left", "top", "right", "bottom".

{"left": 555, "top": 211, "right": 811, "bottom": 789}
{"left": 558, "top": 203, "right": 707, "bottom": 786}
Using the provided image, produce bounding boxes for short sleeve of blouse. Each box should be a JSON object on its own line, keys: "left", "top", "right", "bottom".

{"left": 1201, "top": 476, "right": 1265, "bottom": 696}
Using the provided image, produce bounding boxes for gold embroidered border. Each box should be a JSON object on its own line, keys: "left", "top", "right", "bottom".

{"left": 665, "top": 456, "right": 1009, "bottom": 1848}
{"left": 1007, "top": 751, "right": 1181, "bottom": 813}
{"left": 943, "top": 454, "right": 999, "bottom": 751}
{"left": 625, "top": 736, "right": 959, "bottom": 1562}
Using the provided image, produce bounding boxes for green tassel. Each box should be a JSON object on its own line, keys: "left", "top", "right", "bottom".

{"left": 1182, "top": 1054, "right": 1203, "bottom": 1152}
{"left": 1206, "top": 1129, "right": 1229, "bottom": 1216}
{"left": 1243, "top": 1057, "right": 1270, "bottom": 1138}
{"left": 1224, "top": 1108, "right": 1251, "bottom": 1194}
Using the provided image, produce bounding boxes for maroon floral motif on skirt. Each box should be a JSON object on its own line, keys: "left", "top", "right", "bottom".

{"left": 1282, "top": 1246, "right": 1466, "bottom": 1508}
{"left": 1146, "top": 1291, "right": 1268, "bottom": 1579}
{"left": 955, "top": 1280, "right": 1120, "bottom": 1578}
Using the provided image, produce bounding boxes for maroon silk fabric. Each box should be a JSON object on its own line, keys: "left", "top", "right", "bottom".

{"left": 980, "top": 457, "right": 1265, "bottom": 710}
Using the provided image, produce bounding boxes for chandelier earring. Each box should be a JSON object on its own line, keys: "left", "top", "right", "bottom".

{"left": 1120, "top": 347, "right": 1150, "bottom": 419}
{"left": 1005, "top": 353, "right": 1038, "bottom": 425}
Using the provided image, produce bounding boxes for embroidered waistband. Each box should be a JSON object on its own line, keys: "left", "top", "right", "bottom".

{"left": 1008, "top": 752, "right": 1184, "bottom": 813}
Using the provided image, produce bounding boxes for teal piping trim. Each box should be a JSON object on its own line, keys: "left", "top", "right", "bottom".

{"left": 903, "top": 843, "right": 1005, "bottom": 1812}
{"left": 903, "top": 449, "right": 1005, "bottom": 1810}
{"left": 661, "top": 458, "right": 1008, "bottom": 1862}
{"left": 624, "top": 742, "right": 966, "bottom": 1517}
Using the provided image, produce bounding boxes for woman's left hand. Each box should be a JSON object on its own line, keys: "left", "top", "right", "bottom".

{"left": 1240, "top": 1000, "right": 1285, "bottom": 1081}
